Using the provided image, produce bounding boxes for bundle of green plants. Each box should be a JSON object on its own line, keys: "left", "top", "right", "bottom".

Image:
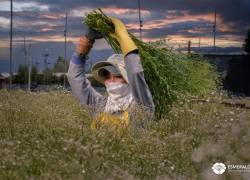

{"left": 85, "top": 9, "right": 220, "bottom": 119}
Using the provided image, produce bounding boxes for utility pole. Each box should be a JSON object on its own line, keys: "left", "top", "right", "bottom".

{"left": 23, "top": 37, "right": 28, "bottom": 85}
{"left": 9, "top": 0, "right": 13, "bottom": 89}
{"left": 213, "top": 9, "right": 217, "bottom": 53}
{"left": 137, "top": 0, "right": 143, "bottom": 40}
{"left": 63, "top": 12, "right": 68, "bottom": 88}
{"left": 178, "top": 44, "right": 181, "bottom": 52}
{"left": 198, "top": 37, "right": 201, "bottom": 52}
{"left": 42, "top": 50, "right": 49, "bottom": 85}
{"left": 188, "top": 41, "right": 191, "bottom": 54}
{"left": 27, "top": 42, "right": 32, "bottom": 91}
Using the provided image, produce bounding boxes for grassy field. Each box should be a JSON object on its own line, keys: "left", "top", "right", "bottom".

{"left": 0, "top": 90, "right": 250, "bottom": 179}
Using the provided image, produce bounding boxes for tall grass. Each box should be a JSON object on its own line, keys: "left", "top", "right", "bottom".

{"left": 1, "top": 90, "right": 249, "bottom": 179}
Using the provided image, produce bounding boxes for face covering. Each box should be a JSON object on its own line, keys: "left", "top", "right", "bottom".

{"left": 104, "top": 82, "right": 134, "bottom": 114}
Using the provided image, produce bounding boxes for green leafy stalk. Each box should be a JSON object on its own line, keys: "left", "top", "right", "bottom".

{"left": 84, "top": 9, "right": 220, "bottom": 119}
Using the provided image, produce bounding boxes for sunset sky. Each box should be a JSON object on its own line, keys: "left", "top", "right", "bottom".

{"left": 0, "top": 0, "right": 250, "bottom": 72}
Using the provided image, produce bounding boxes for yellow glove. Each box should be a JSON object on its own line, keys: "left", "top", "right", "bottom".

{"left": 109, "top": 17, "right": 138, "bottom": 56}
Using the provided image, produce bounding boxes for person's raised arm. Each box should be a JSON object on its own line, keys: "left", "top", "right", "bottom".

{"left": 109, "top": 17, "right": 155, "bottom": 112}
{"left": 67, "top": 29, "right": 105, "bottom": 108}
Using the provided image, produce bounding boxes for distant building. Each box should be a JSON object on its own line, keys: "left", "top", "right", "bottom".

{"left": 53, "top": 73, "right": 67, "bottom": 78}
{"left": 202, "top": 54, "right": 250, "bottom": 96}
{"left": 52, "top": 72, "right": 92, "bottom": 78}
{"left": 0, "top": 73, "right": 9, "bottom": 89}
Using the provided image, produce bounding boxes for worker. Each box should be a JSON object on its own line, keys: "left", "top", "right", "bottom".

{"left": 67, "top": 17, "right": 154, "bottom": 130}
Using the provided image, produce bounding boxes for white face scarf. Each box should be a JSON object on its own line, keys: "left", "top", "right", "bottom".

{"left": 104, "top": 82, "right": 134, "bottom": 114}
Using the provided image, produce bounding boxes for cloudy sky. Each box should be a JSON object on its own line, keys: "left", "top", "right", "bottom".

{"left": 0, "top": 0, "right": 250, "bottom": 72}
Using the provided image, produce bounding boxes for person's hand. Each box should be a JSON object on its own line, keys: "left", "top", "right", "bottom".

{"left": 85, "top": 27, "right": 103, "bottom": 41}
{"left": 76, "top": 36, "right": 93, "bottom": 56}
{"left": 109, "top": 17, "right": 137, "bottom": 56}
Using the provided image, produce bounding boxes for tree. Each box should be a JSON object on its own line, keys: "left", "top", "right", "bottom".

{"left": 52, "top": 56, "right": 69, "bottom": 73}
{"left": 43, "top": 68, "right": 53, "bottom": 85}
{"left": 243, "top": 29, "right": 250, "bottom": 54}
{"left": 31, "top": 66, "right": 38, "bottom": 82}
{"left": 13, "top": 65, "right": 38, "bottom": 84}
{"left": 13, "top": 65, "right": 28, "bottom": 84}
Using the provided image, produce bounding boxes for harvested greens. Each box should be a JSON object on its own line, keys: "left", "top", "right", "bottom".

{"left": 85, "top": 9, "right": 220, "bottom": 119}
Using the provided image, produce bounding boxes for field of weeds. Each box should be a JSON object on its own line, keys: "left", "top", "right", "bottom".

{"left": 0, "top": 90, "right": 250, "bottom": 179}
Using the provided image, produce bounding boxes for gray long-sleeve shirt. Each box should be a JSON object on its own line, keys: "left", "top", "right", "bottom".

{"left": 67, "top": 52, "right": 154, "bottom": 116}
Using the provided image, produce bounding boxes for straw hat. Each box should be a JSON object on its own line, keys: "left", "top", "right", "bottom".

{"left": 91, "top": 54, "right": 129, "bottom": 84}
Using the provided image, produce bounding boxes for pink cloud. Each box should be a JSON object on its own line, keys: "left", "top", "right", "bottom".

{"left": 126, "top": 10, "right": 236, "bottom": 34}
{"left": 102, "top": 6, "right": 149, "bottom": 15}
{"left": 40, "top": 13, "right": 65, "bottom": 20}
{"left": 102, "top": 6, "right": 150, "bottom": 19}
{"left": 41, "top": 28, "right": 54, "bottom": 32}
